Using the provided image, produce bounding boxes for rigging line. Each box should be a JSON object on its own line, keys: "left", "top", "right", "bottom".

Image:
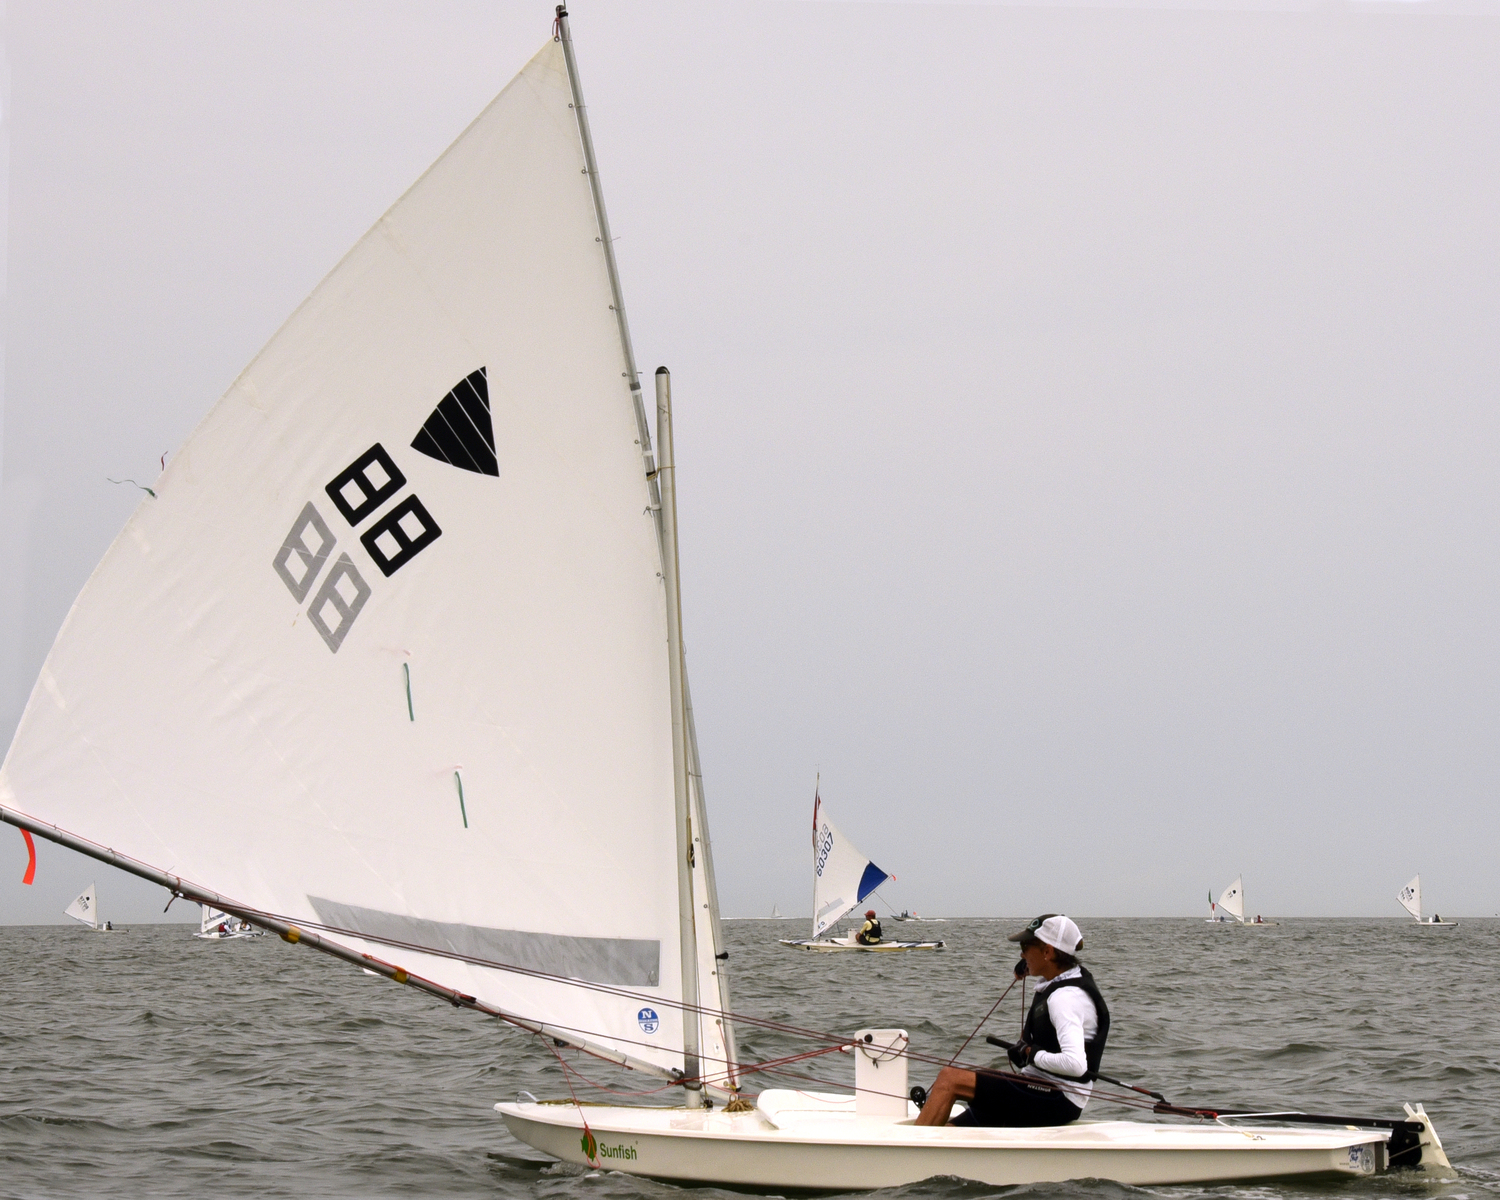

{"left": 948, "top": 975, "right": 1019, "bottom": 1065}
{"left": 520, "top": 1003, "right": 1198, "bottom": 1118}
{"left": 559, "top": 1043, "right": 852, "bottom": 1101}
{"left": 549, "top": 1056, "right": 687, "bottom": 1100}
{"left": 539, "top": 1029, "right": 599, "bottom": 1167}
{"left": 501, "top": 992, "right": 999, "bottom": 1098}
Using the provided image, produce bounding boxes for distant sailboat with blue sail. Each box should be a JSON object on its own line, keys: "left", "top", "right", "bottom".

{"left": 780, "top": 783, "right": 943, "bottom": 952}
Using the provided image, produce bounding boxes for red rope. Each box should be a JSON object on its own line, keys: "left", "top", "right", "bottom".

{"left": 541, "top": 1032, "right": 600, "bottom": 1167}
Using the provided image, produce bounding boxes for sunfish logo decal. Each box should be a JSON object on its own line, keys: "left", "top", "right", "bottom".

{"left": 273, "top": 370, "right": 491, "bottom": 653}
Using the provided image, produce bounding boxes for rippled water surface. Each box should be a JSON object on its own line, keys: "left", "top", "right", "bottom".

{"left": 2, "top": 918, "right": 1496, "bottom": 1199}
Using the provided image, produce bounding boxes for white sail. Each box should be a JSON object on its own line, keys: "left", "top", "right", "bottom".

{"left": 200, "top": 904, "right": 229, "bottom": 934}
{"left": 811, "top": 793, "right": 890, "bottom": 939}
{"left": 1218, "top": 876, "right": 1245, "bottom": 922}
{"left": 0, "top": 38, "right": 705, "bottom": 1080}
{"left": 1398, "top": 875, "right": 1422, "bottom": 920}
{"left": 65, "top": 883, "right": 99, "bottom": 929}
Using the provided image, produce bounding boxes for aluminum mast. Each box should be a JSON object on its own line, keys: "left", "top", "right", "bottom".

{"left": 655, "top": 366, "right": 703, "bottom": 1104}
{"left": 557, "top": 5, "right": 710, "bottom": 1103}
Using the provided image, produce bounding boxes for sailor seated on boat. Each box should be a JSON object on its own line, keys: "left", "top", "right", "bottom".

{"left": 854, "top": 910, "right": 883, "bottom": 945}
{"left": 916, "top": 914, "right": 1110, "bottom": 1128}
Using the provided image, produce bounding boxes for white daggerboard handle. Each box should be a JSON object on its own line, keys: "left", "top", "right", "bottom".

{"left": 1404, "top": 1103, "right": 1453, "bottom": 1172}
{"left": 853, "top": 1028, "right": 909, "bottom": 1117}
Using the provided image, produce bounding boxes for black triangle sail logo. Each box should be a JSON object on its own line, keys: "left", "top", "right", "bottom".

{"left": 411, "top": 367, "right": 498, "bottom": 476}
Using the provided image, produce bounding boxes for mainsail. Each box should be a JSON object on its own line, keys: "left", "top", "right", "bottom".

{"left": 811, "top": 791, "right": 890, "bottom": 938}
{"left": 1398, "top": 875, "right": 1422, "bottom": 920}
{"left": 0, "top": 34, "right": 730, "bottom": 1088}
{"left": 65, "top": 883, "right": 99, "bottom": 929}
{"left": 1218, "top": 877, "right": 1245, "bottom": 923}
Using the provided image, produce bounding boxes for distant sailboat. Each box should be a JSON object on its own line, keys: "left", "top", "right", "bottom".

{"left": 64, "top": 882, "right": 119, "bottom": 932}
{"left": 780, "top": 785, "right": 943, "bottom": 953}
{"left": 194, "top": 903, "right": 265, "bottom": 939}
{"left": 1211, "top": 876, "right": 1277, "bottom": 927}
{"left": 770, "top": 904, "right": 782, "bottom": 919}
{"left": 1398, "top": 875, "right": 1456, "bottom": 927}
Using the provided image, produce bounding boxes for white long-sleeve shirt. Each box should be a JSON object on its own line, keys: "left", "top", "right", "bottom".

{"left": 1021, "top": 966, "right": 1099, "bottom": 1109}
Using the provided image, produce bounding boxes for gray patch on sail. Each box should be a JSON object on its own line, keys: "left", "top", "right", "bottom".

{"left": 273, "top": 501, "right": 336, "bottom": 602}
{"left": 308, "top": 897, "right": 661, "bottom": 987}
{"left": 306, "top": 553, "right": 371, "bottom": 652}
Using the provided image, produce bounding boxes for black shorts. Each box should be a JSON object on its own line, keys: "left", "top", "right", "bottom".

{"left": 952, "top": 1070, "right": 1083, "bottom": 1128}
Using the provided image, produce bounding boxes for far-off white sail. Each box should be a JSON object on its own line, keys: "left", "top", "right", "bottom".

{"left": 1398, "top": 875, "right": 1422, "bottom": 920}
{"left": 65, "top": 883, "right": 99, "bottom": 929}
{"left": 1218, "top": 877, "right": 1245, "bottom": 922}
{"left": 1, "top": 38, "right": 706, "bottom": 1082}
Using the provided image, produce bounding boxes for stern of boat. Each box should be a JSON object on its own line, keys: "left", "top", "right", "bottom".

{"left": 1401, "top": 1104, "right": 1453, "bottom": 1174}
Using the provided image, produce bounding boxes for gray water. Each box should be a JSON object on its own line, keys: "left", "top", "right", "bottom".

{"left": 2, "top": 918, "right": 1496, "bottom": 1199}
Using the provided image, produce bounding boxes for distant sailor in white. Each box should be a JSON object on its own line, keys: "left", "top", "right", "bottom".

{"left": 917, "top": 914, "right": 1110, "bottom": 1127}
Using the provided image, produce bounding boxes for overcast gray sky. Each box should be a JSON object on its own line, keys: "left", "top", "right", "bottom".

{"left": 3, "top": 0, "right": 1498, "bottom": 924}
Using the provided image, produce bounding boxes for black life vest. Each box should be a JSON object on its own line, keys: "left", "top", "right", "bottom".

{"left": 857, "top": 918, "right": 883, "bottom": 944}
{"left": 1023, "top": 966, "right": 1110, "bottom": 1081}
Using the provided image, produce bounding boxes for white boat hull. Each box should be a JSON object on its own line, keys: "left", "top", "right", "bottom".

{"left": 780, "top": 936, "right": 945, "bottom": 952}
{"left": 496, "top": 1090, "right": 1421, "bottom": 1188}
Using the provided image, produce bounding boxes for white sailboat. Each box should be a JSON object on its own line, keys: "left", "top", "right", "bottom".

{"left": 63, "top": 882, "right": 119, "bottom": 932}
{"left": 1397, "top": 876, "right": 1457, "bottom": 927}
{"left": 1211, "top": 876, "right": 1277, "bottom": 926}
{"left": 779, "top": 786, "right": 943, "bottom": 953}
{"left": 195, "top": 904, "right": 265, "bottom": 940}
{"left": 0, "top": 8, "right": 1450, "bottom": 1187}
{"left": 64, "top": 882, "right": 100, "bottom": 929}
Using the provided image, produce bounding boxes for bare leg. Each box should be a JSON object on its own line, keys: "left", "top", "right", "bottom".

{"left": 915, "top": 1067, "right": 976, "bottom": 1126}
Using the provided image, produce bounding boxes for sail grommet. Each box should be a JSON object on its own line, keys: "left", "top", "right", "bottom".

{"left": 282, "top": 926, "right": 301, "bottom": 944}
